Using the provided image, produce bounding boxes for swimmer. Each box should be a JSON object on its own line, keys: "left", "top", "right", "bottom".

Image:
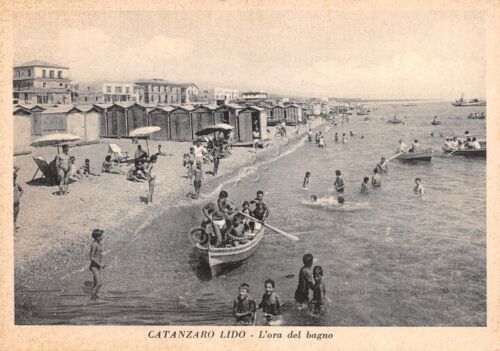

{"left": 303, "top": 172, "right": 311, "bottom": 188}
{"left": 310, "top": 195, "right": 317, "bottom": 203}
{"left": 413, "top": 177, "right": 424, "bottom": 196}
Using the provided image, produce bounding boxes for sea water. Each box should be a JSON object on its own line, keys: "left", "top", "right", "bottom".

{"left": 17, "top": 102, "right": 486, "bottom": 326}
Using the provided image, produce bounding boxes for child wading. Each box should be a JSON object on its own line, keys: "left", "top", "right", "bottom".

{"left": 258, "top": 279, "right": 282, "bottom": 325}
{"left": 233, "top": 283, "right": 256, "bottom": 325}
{"left": 295, "top": 253, "right": 314, "bottom": 309}
{"left": 413, "top": 177, "right": 424, "bottom": 195}
{"left": 303, "top": 172, "right": 311, "bottom": 188}
{"left": 334, "top": 170, "right": 345, "bottom": 193}
{"left": 309, "top": 266, "right": 326, "bottom": 316}
{"left": 89, "top": 229, "right": 105, "bottom": 299}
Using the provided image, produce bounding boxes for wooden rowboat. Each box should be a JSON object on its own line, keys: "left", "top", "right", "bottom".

{"left": 387, "top": 119, "right": 404, "bottom": 124}
{"left": 194, "top": 224, "right": 266, "bottom": 276}
{"left": 395, "top": 148, "right": 433, "bottom": 162}
{"left": 442, "top": 146, "right": 486, "bottom": 157}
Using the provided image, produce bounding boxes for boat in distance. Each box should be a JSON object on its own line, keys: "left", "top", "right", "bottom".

{"left": 451, "top": 94, "right": 486, "bottom": 107}
{"left": 193, "top": 224, "right": 266, "bottom": 276}
{"left": 396, "top": 148, "right": 433, "bottom": 162}
{"left": 442, "top": 146, "right": 486, "bottom": 157}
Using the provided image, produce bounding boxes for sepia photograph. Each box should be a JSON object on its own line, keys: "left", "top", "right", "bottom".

{"left": 1, "top": 0, "right": 499, "bottom": 350}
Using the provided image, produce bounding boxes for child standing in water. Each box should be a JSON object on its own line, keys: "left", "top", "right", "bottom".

{"left": 334, "top": 170, "right": 345, "bottom": 193}
{"left": 303, "top": 172, "right": 311, "bottom": 188}
{"left": 259, "top": 279, "right": 282, "bottom": 325}
{"left": 233, "top": 283, "right": 256, "bottom": 325}
{"left": 89, "top": 229, "right": 105, "bottom": 299}
{"left": 361, "top": 176, "right": 370, "bottom": 194}
{"left": 371, "top": 167, "right": 382, "bottom": 188}
{"left": 295, "top": 254, "right": 314, "bottom": 309}
{"left": 413, "top": 177, "right": 424, "bottom": 195}
{"left": 310, "top": 266, "right": 326, "bottom": 316}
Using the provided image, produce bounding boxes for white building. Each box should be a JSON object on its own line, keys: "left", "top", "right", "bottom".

{"left": 201, "top": 87, "right": 240, "bottom": 102}
{"left": 102, "top": 82, "right": 144, "bottom": 103}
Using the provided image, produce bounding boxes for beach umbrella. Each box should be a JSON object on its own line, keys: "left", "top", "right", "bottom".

{"left": 31, "top": 133, "right": 80, "bottom": 153}
{"left": 195, "top": 123, "right": 234, "bottom": 136}
{"left": 129, "top": 126, "right": 161, "bottom": 155}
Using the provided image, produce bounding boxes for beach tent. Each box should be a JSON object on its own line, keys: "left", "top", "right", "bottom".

{"left": 285, "top": 104, "right": 302, "bottom": 126}
{"left": 191, "top": 105, "right": 215, "bottom": 139}
{"left": 13, "top": 106, "right": 33, "bottom": 149}
{"left": 213, "top": 104, "right": 244, "bottom": 138}
{"left": 169, "top": 105, "right": 194, "bottom": 141}
{"left": 67, "top": 105, "right": 101, "bottom": 142}
{"left": 237, "top": 106, "right": 268, "bottom": 141}
{"left": 148, "top": 106, "right": 173, "bottom": 140}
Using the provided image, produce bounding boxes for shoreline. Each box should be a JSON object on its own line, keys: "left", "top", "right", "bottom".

{"left": 14, "top": 119, "right": 326, "bottom": 292}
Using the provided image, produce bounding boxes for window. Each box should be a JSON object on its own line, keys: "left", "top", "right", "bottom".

{"left": 125, "top": 87, "right": 130, "bottom": 94}
{"left": 28, "top": 69, "right": 31, "bottom": 77}
{"left": 43, "top": 82, "right": 46, "bottom": 88}
{"left": 58, "top": 71, "right": 62, "bottom": 78}
{"left": 49, "top": 70, "right": 54, "bottom": 78}
{"left": 60, "top": 83, "right": 63, "bottom": 87}
{"left": 42, "top": 69, "right": 46, "bottom": 78}
{"left": 106, "top": 86, "right": 111, "bottom": 93}
{"left": 115, "top": 86, "right": 122, "bottom": 93}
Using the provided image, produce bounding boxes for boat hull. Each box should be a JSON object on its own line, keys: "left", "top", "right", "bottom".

{"left": 195, "top": 226, "right": 266, "bottom": 275}
{"left": 431, "top": 121, "right": 441, "bottom": 125}
{"left": 451, "top": 102, "right": 486, "bottom": 107}
{"left": 396, "top": 149, "right": 433, "bottom": 162}
{"left": 442, "top": 146, "right": 486, "bottom": 157}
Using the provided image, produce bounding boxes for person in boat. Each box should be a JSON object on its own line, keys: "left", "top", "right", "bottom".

{"left": 444, "top": 138, "right": 453, "bottom": 149}
{"left": 303, "top": 172, "right": 311, "bottom": 188}
{"left": 397, "top": 139, "right": 408, "bottom": 152}
{"left": 334, "top": 170, "right": 345, "bottom": 193}
{"left": 361, "top": 176, "right": 370, "bottom": 194}
{"left": 227, "top": 215, "right": 249, "bottom": 246}
{"left": 471, "top": 137, "right": 481, "bottom": 149}
{"left": 465, "top": 137, "right": 474, "bottom": 149}
{"left": 371, "top": 167, "right": 382, "bottom": 188}
{"left": 217, "top": 190, "right": 238, "bottom": 216}
{"left": 259, "top": 279, "right": 282, "bottom": 324}
{"left": 451, "top": 136, "right": 459, "bottom": 149}
{"left": 377, "top": 157, "right": 389, "bottom": 174}
{"left": 201, "top": 202, "right": 217, "bottom": 229}
{"left": 233, "top": 283, "right": 256, "bottom": 326}
{"left": 464, "top": 130, "right": 470, "bottom": 139}
{"left": 409, "top": 139, "right": 420, "bottom": 153}
{"left": 295, "top": 254, "right": 314, "bottom": 309}
{"left": 250, "top": 190, "right": 270, "bottom": 220}
{"left": 209, "top": 210, "right": 228, "bottom": 247}
{"left": 241, "top": 201, "right": 252, "bottom": 232}
{"left": 413, "top": 178, "right": 424, "bottom": 196}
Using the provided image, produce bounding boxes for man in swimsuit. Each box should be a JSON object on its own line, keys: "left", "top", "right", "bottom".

{"left": 89, "top": 229, "right": 105, "bottom": 299}
{"left": 56, "top": 144, "right": 71, "bottom": 195}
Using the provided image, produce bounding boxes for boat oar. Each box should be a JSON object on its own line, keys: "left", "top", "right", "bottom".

{"left": 238, "top": 212, "right": 299, "bottom": 241}
{"left": 387, "top": 147, "right": 411, "bottom": 162}
{"left": 447, "top": 148, "right": 460, "bottom": 157}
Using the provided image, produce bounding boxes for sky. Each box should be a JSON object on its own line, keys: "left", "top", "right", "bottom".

{"left": 13, "top": 10, "right": 486, "bottom": 100}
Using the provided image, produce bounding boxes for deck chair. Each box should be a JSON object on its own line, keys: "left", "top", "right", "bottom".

{"left": 32, "top": 156, "right": 59, "bottom": 184}
{"left": 108, "top": 143, "right": 130, "bottom": 163}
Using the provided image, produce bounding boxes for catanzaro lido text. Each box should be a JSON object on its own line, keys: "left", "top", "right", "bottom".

{"left": 148, "top": 330, "right": 334, "bottom": 340}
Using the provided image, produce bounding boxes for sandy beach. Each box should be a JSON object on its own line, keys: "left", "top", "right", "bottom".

{"left": 14, "top": 120, "right": 325, "bottom": 291}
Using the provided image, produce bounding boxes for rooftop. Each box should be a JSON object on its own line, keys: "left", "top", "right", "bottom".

{"left": 15, "top": 60, "right": 69, "bottom": 69}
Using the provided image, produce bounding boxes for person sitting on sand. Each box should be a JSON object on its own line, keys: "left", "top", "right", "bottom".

{"left": 68, "top": 156, "right": 82, "bottom": 181}
{"left": 156, "top": 144, "right": 167, "bottom": 156}
{"left": 376, "top": 157, "right": 389, "bottom": 174}
{"left": 102, "top": 155, "right": 125, "bottom": 174}
{"left": 413, "top": 177, "right": 424, "bottom": 196}
{"left": 361, "top": 177, "right": 369, "bottom": 194}
{"left": 371, "top": 168, "right": 382, "bottom": 188}
{"left": 81, "top": 159, "right": 101, "bottom": 177}
{"left": 134, "top": 145, "right": 148, "bottom": 166}
{"left": 127, "top": 165, "right": 145, "bottom": 182}
{"left": 303, "top": 172, "right": 311, "bottom": 188}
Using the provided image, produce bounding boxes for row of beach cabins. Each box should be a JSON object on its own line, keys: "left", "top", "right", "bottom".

{"left": 13, "top": 102, "right": 305, "bottom": 151}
